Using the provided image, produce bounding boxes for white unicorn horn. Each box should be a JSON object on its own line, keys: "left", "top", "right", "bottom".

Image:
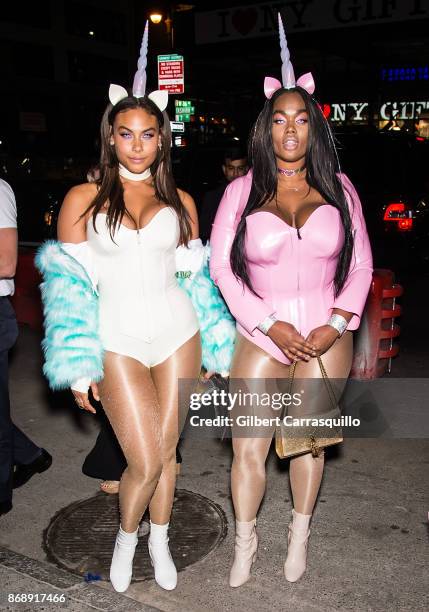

{"left": 132, "top": 20, "right": 149, "bottom": 98}
{"left": 278, "top": 13, "right": 296, "bottom": 89}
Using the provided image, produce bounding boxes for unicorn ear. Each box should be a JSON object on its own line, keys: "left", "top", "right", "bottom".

{"left": 296, "top": 72, "right": 315, "bottom": 95}
{"left": 148, "top": 90, "right": 168, "bottom": 112}
{"left": 109, "top": 84, "right": 129, "bottom": 106}
{"left": 264, "top": 76, "right": 282, "bottom": 99}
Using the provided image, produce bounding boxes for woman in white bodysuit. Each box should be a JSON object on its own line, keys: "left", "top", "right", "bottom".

{"left": 57, "top": 93, "right": 202, "bottom": 592}
{"left": 36, "top": 23, "right": 235, "bottom": 594}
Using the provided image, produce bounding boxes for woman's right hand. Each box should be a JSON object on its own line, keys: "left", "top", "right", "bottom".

{"left": 267, "top": 321, "right": 317, "bottom": 362}
{"left": 71, "top": 382, "right": 99, "bottom": 414}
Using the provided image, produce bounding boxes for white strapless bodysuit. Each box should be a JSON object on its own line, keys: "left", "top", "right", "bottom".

{"left": 86, "top": 207, "right": 199, "bottom": 367}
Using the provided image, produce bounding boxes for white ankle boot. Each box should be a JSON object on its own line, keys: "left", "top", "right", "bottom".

{"left": 284, "top": 509, "right": 311, "bottom": 582}
{"left": 148, "top": 521, "right": 177, "bottom": 590}
{"left": 110, "top": 525, "right": 138, "bottom": 592}
{"left": 229, "top": 518, "right": 258, "bottom": 588}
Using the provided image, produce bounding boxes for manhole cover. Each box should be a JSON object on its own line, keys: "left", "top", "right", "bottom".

{"left": 44, "top": 489, "right": 227, "bottom": 581}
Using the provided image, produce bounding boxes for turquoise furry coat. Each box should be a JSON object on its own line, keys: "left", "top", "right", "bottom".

{"left": 36, "top": 241, "right": 236, "bottom": 390}
{"left": 176, "top": 246, "right": 235, "bottom": 376}
{"left": 35, "top": 241, "right": 104, "bottom": 390}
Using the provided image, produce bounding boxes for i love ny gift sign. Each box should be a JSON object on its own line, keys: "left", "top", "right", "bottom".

{"left": 195, "top": 1, "right": 428, "bottom": 44}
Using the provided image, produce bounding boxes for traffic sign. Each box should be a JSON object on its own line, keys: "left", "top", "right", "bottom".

{"left": 175, "top": 100, "right": 192, "bottom": 108}
{"left": 171, "top": 121, "right": 185, "bottom": 133}
{"left": 175, "top": 113, "right": 191, "bottom": 122}
{"left": 158, "top": 54, "right": 184, "bottom": 94}
{"left": 175, "top": 102, "right": 195, "bottom": 113}
{"left": 175, "top": 100, "right": 195, "bottom": 116}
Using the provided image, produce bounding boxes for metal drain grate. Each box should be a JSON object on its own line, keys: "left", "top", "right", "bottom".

{"left": 44, "top": 489, "right": 227, "bottom": 581}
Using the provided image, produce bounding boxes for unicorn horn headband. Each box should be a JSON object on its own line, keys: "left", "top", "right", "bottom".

{"left": 108, "top": 21, "right": 168, "bottom": 112}
{"left": 264, "top": 14, "right": 315, "bottom": 99}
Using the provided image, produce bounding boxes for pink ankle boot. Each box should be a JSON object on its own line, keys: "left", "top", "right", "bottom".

{"left": 284, "top": 509, "right": 311, "bottom": 582}
{"left": 229, "top": 518, "right": 258, "bottom": 587}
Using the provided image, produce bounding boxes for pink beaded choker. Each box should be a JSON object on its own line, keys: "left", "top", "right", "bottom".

{"left": 277, "top": 165, "right": 306, "bottom": 177}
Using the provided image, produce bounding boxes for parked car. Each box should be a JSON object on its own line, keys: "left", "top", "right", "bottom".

{"left": 335, "top": 129, "right": 429, "bottom": 273}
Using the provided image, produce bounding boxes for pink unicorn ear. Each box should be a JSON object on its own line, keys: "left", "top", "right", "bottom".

{"left": 296, "top": 72, "right": 315, "bottom": 95}
{"left": 264, "top": 76, "right": 282, "bottom": 99}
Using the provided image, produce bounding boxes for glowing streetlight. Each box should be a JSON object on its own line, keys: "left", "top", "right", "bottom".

{"left": 150, "top": 13, "right": 163, "bottom": 24}
{"left": 149, "top": 5, "right": 194, "bottom": 49}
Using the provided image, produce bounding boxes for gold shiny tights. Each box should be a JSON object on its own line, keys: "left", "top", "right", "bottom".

{"left": 230, "top": 332, "right": 353, "bottom": 521}
{"left": 98, "top": 333, "right": 201, "bottom": 532}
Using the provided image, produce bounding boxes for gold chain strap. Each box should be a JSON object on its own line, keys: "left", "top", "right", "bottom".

{"left": 286, "top": 356, "right": 339, "bottom": 458}
{"left": 288, "top": 356, "right": 338, "bottom": 410}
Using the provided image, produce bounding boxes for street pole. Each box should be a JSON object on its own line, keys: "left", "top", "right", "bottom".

{"left": 165, "top": 9, "right": 174, "bottom": 50}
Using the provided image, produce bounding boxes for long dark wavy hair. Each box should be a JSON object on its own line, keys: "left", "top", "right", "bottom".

{"left": 231, "top": 86, "right": 354, "bottom": 298}
{"left": 83, "top": 94, "right": 191, "bottom": 244}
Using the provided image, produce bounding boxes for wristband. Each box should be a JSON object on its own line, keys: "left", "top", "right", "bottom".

{"left": 327, "top": 314, "right": 348, "bottom": 337}
{"left": 257, "top": 314, "right": 278, "bottom": 335}
{"left": 71, "top": 377, "right": 91, "bottom": 393}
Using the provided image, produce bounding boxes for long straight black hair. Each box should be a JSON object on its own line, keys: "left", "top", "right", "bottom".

{"left": 230, "top": 86, "right": 354, "bottom": 298}
{"left": 82, "top": 94, "right": 192, "bottom": 244}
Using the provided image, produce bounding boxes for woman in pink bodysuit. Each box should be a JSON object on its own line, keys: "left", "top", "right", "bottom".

{"left": 209, "top": 18, "right": 373, "bottom": 587}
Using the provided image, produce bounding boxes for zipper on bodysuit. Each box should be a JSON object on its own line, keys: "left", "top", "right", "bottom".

{"left": 292, "top": 210, "right": 303, "bottom": 240}
{"left": 136, "top": 228, "right": 152, "bottom": 341}
{"left": 292, "top": 212, "right": 302, "bottom": 334}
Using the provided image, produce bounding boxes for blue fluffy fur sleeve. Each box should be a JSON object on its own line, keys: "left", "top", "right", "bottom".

{"left": 35, "top": 241, "right": 104, "bottom": 390}
{"left": 176, "top": 246, "right": 236, "bottom": 375}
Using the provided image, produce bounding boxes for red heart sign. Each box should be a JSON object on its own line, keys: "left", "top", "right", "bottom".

{"left": 231, "top": 8, "right": 258, "bottom": 37}
{"left": 322, "top": 104, "right": 331, "bottom": 119}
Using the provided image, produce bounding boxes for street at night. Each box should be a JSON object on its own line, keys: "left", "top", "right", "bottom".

{"left": 0, "top": 2, "right": 428, "bottom": 611}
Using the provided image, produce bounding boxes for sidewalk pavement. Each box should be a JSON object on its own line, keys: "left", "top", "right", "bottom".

{"left": 0, "top": 325, "right": 428, "bottom": 612}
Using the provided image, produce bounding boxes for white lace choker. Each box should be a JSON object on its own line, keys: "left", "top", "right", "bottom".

{"left": 119, "top": 163, "right": 151, "bottom": 181}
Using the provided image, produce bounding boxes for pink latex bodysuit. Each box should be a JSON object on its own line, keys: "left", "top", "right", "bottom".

{"left": 209, "top": 170, "right": 373, "bottom": 365}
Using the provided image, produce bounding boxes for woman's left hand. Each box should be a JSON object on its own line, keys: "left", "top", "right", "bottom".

{"left": 306, "top": 325, "right": 339, "bottom": 356}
